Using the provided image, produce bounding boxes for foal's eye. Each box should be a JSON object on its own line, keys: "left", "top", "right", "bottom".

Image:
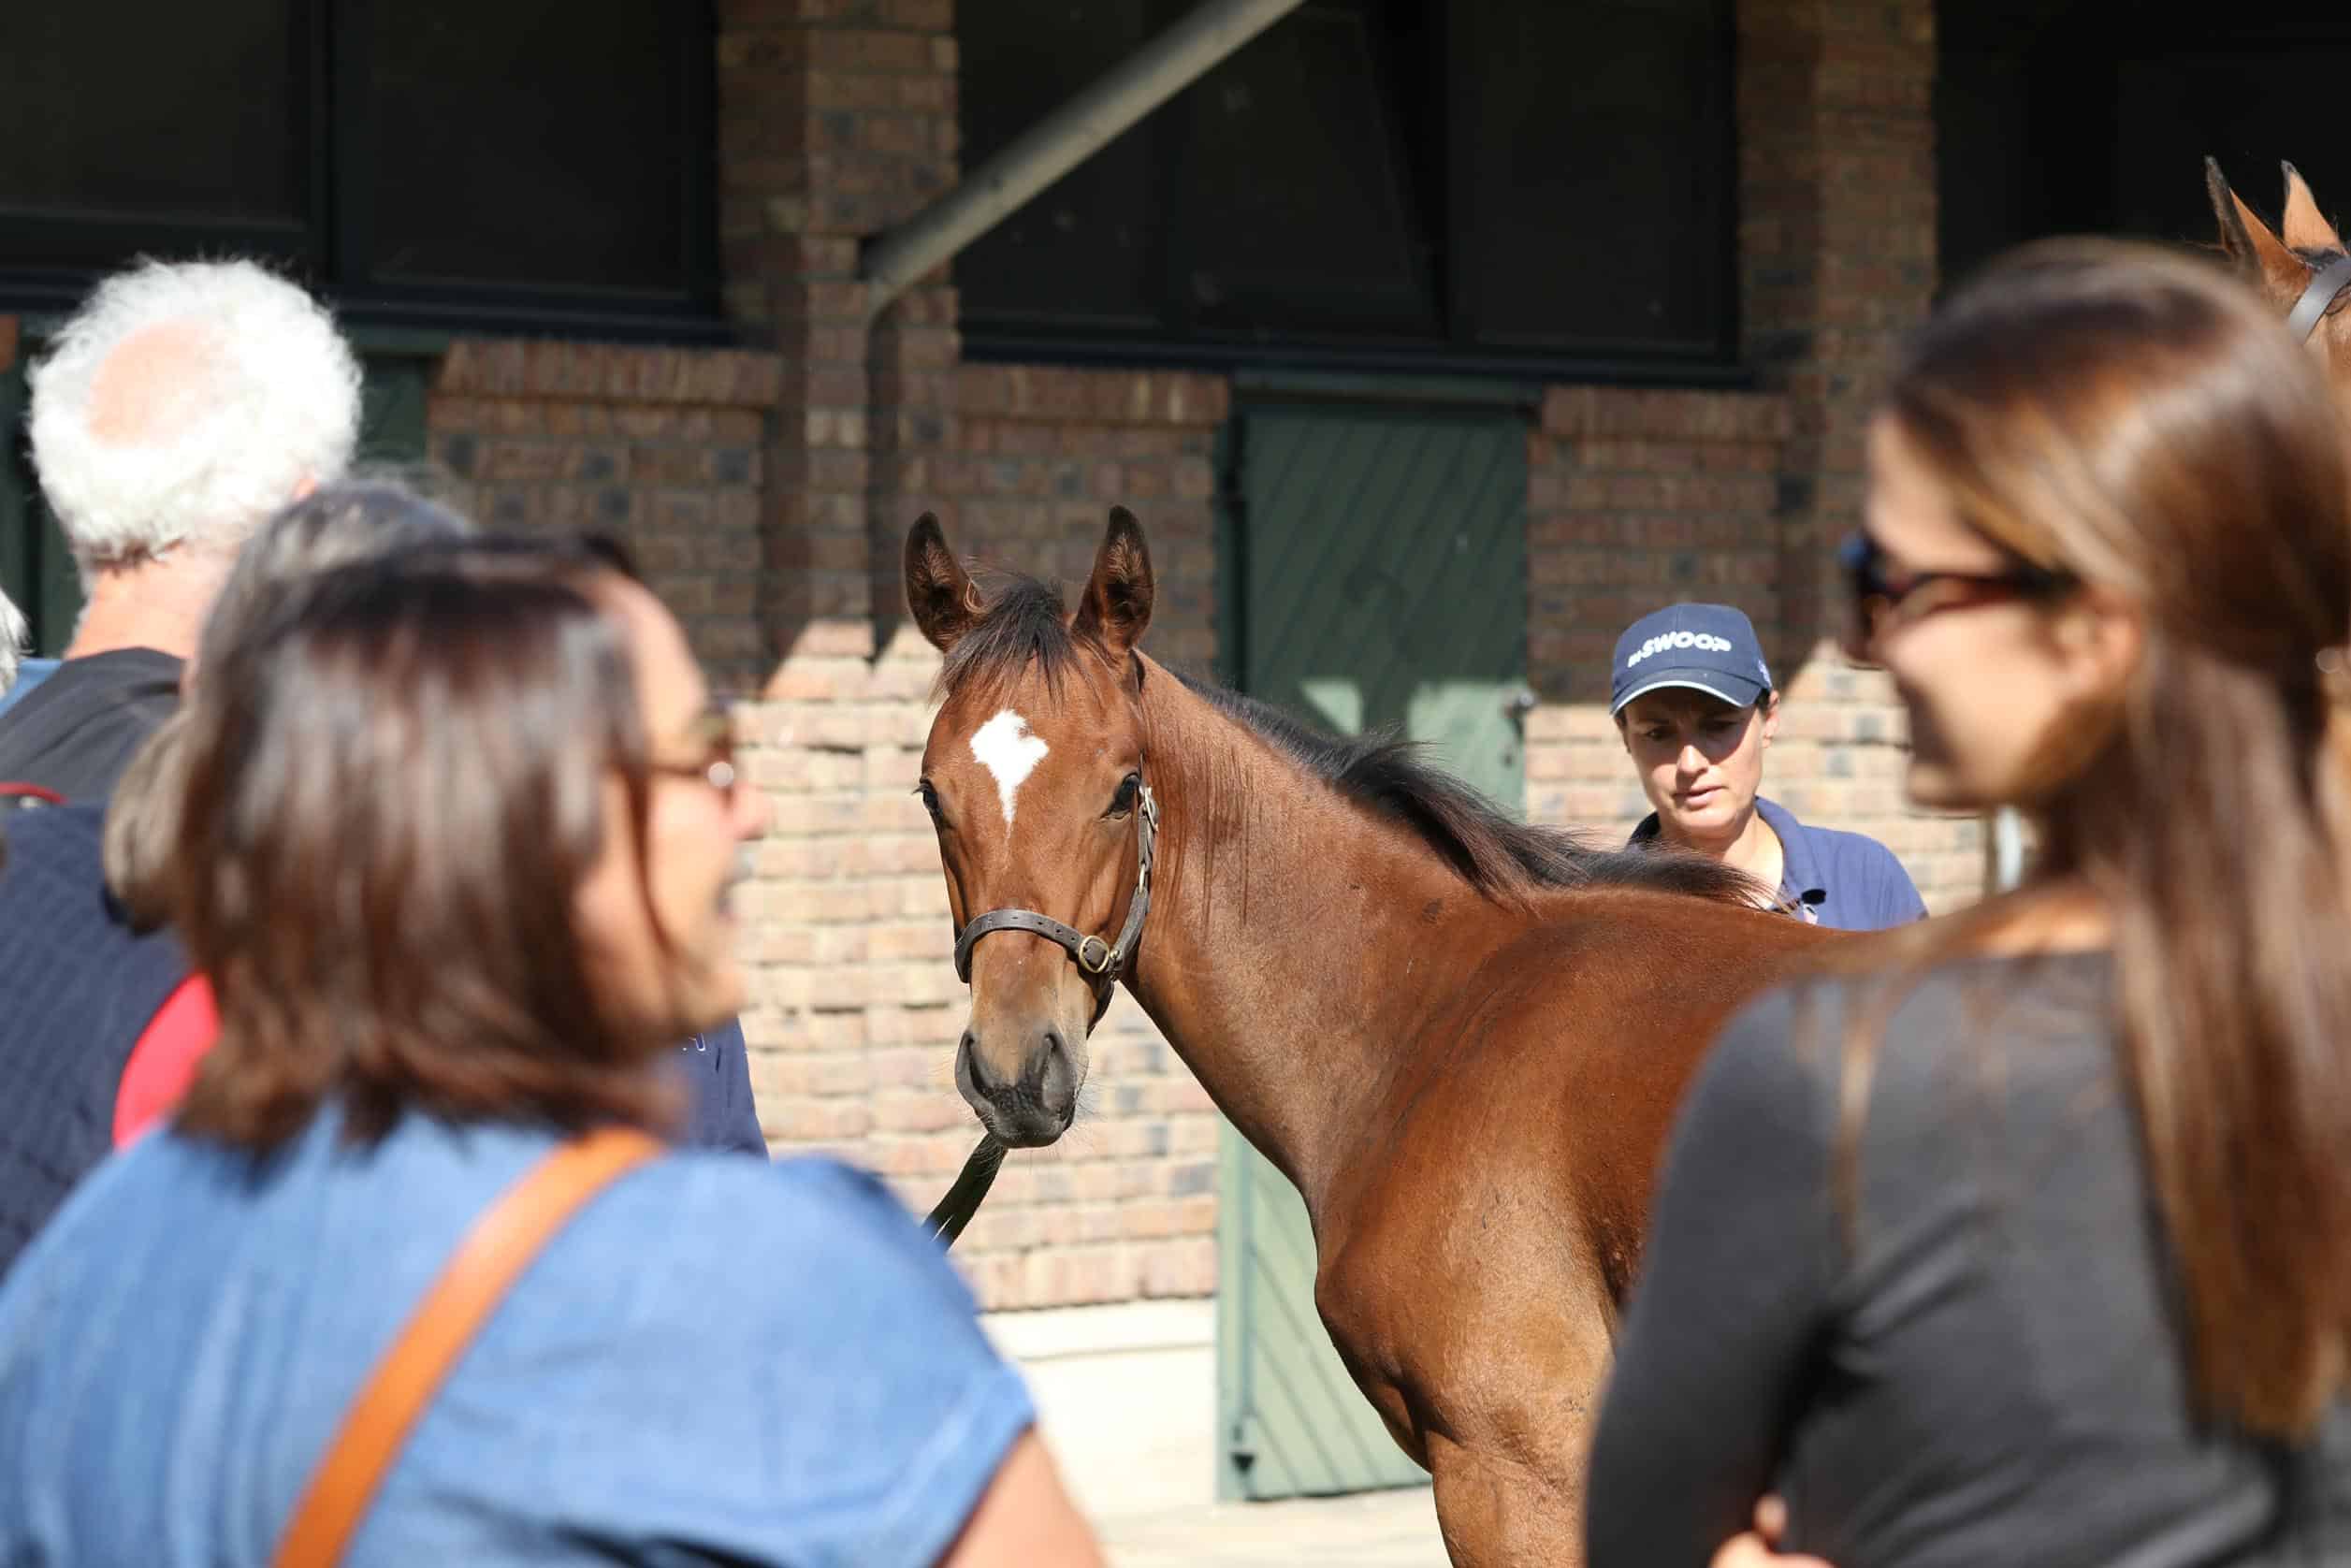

{"left": 1107, "top": 773, "right": 1140, "bottom": 819}
{"left": 915, "top": 779, "right": 943, "bottom": 821}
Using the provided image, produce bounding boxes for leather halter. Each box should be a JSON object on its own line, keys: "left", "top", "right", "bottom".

{"left": 952, "top": 781, "right": 1158, "bottom": 1026}
{"left": 2287, "top": 253, "right": 2351, "bottom": 341}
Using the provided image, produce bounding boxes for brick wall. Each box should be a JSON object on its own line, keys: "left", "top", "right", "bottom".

{"left": 1734, "top": 0, "right": 1982, "bottom": 908}
{"left": 423, "top": 341, "right": 785, "bottom": 692}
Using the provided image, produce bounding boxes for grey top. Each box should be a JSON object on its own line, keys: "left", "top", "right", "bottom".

{"left": 1588, "top": 951, "right": 2351, "bottom": 1568}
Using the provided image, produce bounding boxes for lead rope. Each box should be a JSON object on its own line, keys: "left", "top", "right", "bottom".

{"left": 923, "top": 1135, "right": 1006, "bottom": 1246}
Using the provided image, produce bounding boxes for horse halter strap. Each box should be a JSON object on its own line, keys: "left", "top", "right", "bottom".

{"left": 952, "top": 782, "right": 1159, "bottom": 1026}
{"left": 2287, "top": 254, "right": 2351, "bottom": 341}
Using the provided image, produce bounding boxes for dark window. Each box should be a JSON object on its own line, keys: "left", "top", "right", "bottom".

{"left": 956, "top": 0, "right": 1737, "bottom": 375}
{"left": 0, "top": 0, "right": 718, "bottom": 337}
{"left": 0, "top": 6, "right": 305, "bottom": 226}
{"left": 1938, "top": 6, "right": 2351, "bottom": 291}
{"left": 1171, "top": 4, "right": 1440, "bottom": 341}
{"left": 1452, "top": 0, "right": 1734, "bottom": 357}
{"left": 953, "top": 0, "right": 1163, "bottom": 333}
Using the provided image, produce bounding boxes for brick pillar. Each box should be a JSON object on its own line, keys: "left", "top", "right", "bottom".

{"left": 1735, "top": 0, "right": 1980, "bottom": 905}
{"left": 713, "top": 1, "right": 962, "bottom": 1147}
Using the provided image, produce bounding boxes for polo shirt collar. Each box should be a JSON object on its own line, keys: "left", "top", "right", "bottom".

{"left": 1753, "top": 797, "right": 1825, "bottom": 910}
{"left": 1629, "top": 796, "right": 1825, "bottom": 917}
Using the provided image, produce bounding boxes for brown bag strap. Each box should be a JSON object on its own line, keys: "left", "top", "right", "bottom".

{"left": 272, "top": 1125, "right": 664, "bottom": 1568}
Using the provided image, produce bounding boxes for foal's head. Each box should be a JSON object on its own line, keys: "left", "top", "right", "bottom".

{"left": 906, "top": 509, "right": 1155, "bottom": 1147}
{"left": 2208, "top": 158, "right": 2351, "bottom": 403}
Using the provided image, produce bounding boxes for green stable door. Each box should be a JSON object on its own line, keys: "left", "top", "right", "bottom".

{"left": 1216, "top": 401, "right": 1530, "bottom": 1500}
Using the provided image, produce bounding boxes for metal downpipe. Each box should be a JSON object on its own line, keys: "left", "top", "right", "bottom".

{"left": 860, "top": 0, "right": 1308, "bottom": 319}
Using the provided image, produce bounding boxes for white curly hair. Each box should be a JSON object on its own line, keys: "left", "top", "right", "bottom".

{"left": 29, "top": 259, "right": 363, "bottom": 573}
{"left": 0, "top": 582, "right": 24, "bottom": 694}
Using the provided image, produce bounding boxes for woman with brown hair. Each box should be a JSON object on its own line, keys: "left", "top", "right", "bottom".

{"left": 1587, "top": 239, "right": 2351, "bottom": 1565}
{"left": 0, "top": 539, "right": 1100, "bottom": 1565}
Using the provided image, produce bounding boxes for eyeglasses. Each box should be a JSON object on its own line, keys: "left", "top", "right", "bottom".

{"left": 648, "top": 708, "right": 740, "bottom": 800}
{"left": 1837, "top": 531, "right": 2076, "bottom": 664}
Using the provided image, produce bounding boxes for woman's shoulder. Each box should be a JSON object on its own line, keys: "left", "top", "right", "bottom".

{"left": 1732, "top": 950, "right": 2110, "bottom": 1048}
{"left": 572, "top": 1150, "right": 977, "bottom": 1317}
{"left": 1709, "top": 951, "right": 2117, "bottom": 1137}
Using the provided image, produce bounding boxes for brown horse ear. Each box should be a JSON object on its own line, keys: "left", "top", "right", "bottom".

{"left": 2282, "top": 161, "right": 2344, "bottom": 253}
{"left": 2209, "top": 157, "right": 2306, "bottom": 300}
{"left": 1072, "top": 506, "right": 1154, "bottom": 662}
{"left": 905, "top": 513, "right": 984, "bottom": 653}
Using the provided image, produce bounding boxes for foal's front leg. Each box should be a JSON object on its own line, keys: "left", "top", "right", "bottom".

{"left": 1420, "top": 1292, "right": 1614, "bottom": 1567}
{"left": 1428, "top": 1432, "right": 1590, "bottom": 1568}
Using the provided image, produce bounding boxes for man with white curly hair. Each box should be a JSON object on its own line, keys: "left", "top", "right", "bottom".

{"left": 0, "top": 260, "right": 361, "bottom": 798}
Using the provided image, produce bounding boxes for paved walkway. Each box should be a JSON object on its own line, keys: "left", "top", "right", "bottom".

{"left": 1104, "top": 1486, "right": 1449, "bottom": 1567}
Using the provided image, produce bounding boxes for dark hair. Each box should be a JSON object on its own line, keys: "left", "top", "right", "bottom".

{"left": 107, "top": 479, "right": 473, "bottom": 927}
{"left": 167, "top": 537, "right": 681, "bottom": 1149}
{"left": 1842, "top": 238, "right": 2351, "bottom": 1438}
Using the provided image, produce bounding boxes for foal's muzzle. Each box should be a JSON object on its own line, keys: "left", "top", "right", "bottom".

{"left": 955, "top": 1023, "right": 1078, "bottom": 1147}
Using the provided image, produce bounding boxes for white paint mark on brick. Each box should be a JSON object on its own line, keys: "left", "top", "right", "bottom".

{"left": 971, "top": 708, "right": 1048, "bottom": 830}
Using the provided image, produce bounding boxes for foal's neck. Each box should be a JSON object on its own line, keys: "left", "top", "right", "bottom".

{"left": 1125, "top": 661, "right": 1493, "bottom": 1226}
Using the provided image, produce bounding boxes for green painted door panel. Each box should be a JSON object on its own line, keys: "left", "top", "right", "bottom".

{"left": 1216, "top": 403, "right": 1529, "bottom": 1501}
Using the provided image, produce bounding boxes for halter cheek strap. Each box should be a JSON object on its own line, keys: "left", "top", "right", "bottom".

{"left": 2287, "top": 253, "right": 2351, "bottom": 341}
{"left": 951, "top": 783, "right": 1158, "bottom": 1027}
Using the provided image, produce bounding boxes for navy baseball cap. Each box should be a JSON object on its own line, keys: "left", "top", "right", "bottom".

{"left": 1609, "top": 603, "right": 1774, "bottom": 716}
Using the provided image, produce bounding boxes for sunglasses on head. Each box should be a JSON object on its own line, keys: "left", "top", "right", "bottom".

{"left": 1837, "top": 532, "right": 2076, "bottom": 665}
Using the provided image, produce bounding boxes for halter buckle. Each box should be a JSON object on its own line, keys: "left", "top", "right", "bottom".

{"left": 1077, "top": 935, "right": 1115, "bottom": 974}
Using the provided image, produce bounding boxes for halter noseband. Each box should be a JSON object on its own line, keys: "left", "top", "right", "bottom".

{"left": 2287, "top": 253, "right": 2351, "bottom": 341}
{"left": 951, "top": 781, "right": 1158, "bottom": 1027}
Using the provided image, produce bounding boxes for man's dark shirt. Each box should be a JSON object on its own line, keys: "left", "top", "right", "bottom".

{"left": 677, "top": 1018, "right": 765, "bottom": 1155}
{"left": 0, "top": 649, "right": 182, "bottom": 801}
{"left": 0, "top": 805, "right": 185, "bottom": 1276}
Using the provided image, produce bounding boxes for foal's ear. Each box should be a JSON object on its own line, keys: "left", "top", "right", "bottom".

{"left": 2209, "top": 157, "right": 2305, "bottom": 299}
{"left": 1073, "top": 506, "right": 1154, "bottom": 662}
{"left": 2282, "top": 160, "right": 2344, "bottom": 253}
{"left": 905, "top": 514, "right": 984, "bottom": 653}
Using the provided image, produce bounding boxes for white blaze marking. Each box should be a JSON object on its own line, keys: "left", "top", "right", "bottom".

{"left": 970, "top": 709, "right": 1049, "bottom": 830}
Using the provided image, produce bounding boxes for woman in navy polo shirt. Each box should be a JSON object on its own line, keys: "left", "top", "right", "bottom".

{"left": 1612, "top": 603, "right": 1924, "bottom": 930}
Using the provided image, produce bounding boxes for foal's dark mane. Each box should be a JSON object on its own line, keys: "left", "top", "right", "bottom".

{"left": 939, "top": 574, "right": 1759, "bottom": 907}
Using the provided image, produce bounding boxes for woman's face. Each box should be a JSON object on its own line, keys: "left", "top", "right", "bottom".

{"left": 1861, "top": 416, "right": 2133, "bottom": 811}
{"left": 1618, "top": 688, "right": 1776, "bottom": 843}
{"left": 573, "top": 576, "right": 770, "bottom": 1047}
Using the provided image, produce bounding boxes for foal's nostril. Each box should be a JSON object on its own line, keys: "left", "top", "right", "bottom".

{"left": 1033, "top": 1025, "right": 1078, "bottom": 1116}
{"left": 958, "top": 1029, "right": 1008, "bottom": 1099}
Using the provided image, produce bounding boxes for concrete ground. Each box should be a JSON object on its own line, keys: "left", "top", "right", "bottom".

{"left": 1102, "top": 1486, "right": 1449, "bottom": 1567}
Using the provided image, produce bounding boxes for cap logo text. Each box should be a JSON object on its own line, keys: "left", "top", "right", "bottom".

{"left": 1625, "top": 631, "right": 1733, "bottom": 669}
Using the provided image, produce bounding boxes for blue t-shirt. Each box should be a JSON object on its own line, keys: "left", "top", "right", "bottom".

{"left": 1629, "top": 796, "right": 1927, "bottom": 932}
{"left": 0, "top": 1108, "right": 1032, "bottom": 1566}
